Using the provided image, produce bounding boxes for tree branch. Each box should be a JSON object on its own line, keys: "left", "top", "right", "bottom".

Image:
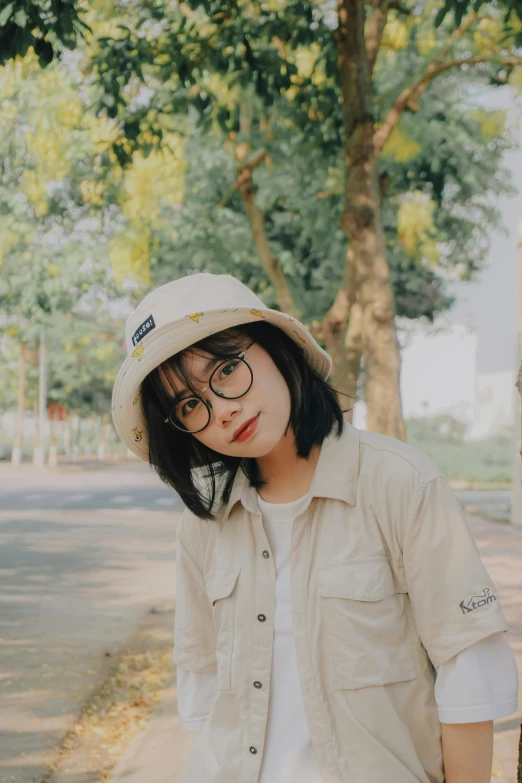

{"left": 242, "top": 148, "right": 268, "bottom": 171}
{"left": 218, "top": 143, "right": 268, "bottom": 208}
{"left": 236, "top": 166, "right": 301, "bottom": 319}
{"left": 373, "top": 12, "right": 488, "bottom": 152}
{"left": 374, "top": 53, "right": 522, "bottom": 153}
{"left": 225, "top": 135, "right": 300, "bottom": 319}
{"left": 366, "top": 0, "right": 394, "bottom": 78}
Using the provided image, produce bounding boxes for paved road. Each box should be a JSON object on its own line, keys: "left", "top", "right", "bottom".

{"left": 0, "top": 462, "right": 181, "bottom": 783}
{"left": 0, "top": 461, "right": 182, "bottom": 512}
{"left": 457, "top": 489, "right": 511, "bottom": 524}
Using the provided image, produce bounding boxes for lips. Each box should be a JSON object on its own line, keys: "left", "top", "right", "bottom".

{"left": 232, "top": 415, "right": 259, "bottom": 442}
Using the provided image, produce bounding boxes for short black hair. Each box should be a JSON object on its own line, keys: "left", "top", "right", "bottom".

{"left": 140, "top": 320, "right": 352, "bottom": 520}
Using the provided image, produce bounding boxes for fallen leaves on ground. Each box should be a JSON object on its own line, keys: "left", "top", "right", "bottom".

{"left": 46, "top": 611, "right": 174, "bottom": 782}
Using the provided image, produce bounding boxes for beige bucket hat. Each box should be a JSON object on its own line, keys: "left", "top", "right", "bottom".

{"left": 111, "top": 273, "right": 332, "bottom": 461}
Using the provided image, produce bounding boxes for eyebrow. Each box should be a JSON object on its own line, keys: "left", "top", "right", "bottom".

{"left": 170, "top": 356, "right": 223, "bottom": 401}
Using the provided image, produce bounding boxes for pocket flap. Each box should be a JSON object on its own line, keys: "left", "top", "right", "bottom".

{"left": 317, "top": 558, "right": 405, "bottom": 601}
{"left": 207, "top": 568, "right": 241, "bottom": 605}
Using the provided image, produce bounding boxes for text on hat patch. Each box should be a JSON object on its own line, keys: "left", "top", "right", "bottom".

{"left": 132, "top": 315, "right": 156, "bottom": 347}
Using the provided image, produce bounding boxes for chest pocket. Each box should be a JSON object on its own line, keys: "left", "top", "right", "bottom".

{"left": 206, "top": 568, "right": 240, "bottom": 691}
{"left": 317, "top": 558, "right": 422, "bottom": 691}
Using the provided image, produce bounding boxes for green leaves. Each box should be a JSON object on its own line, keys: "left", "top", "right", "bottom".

{"left": 0, "top": 0, "right": 90, "bottom": 67}
{"left": 435, "top": 0, "right": 522, "bottom": 42}
{"left": 0, "top": 3, "right": 14, "bottom": 27}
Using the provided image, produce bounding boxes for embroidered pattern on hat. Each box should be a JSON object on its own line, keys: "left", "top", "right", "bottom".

{"left": 132, "top": 315, "right": 156, "bottom": 347}
{"left": 132, "top": 343, "right": 144, "bottom": 361}
{"left": 133, "top": 392, "right": 141, "bottom": 405}
{"left": 250, "top": 309, "right": 265, "bottom": 318}
{"left": 189, "top": 312, "right": 203, "bottom": 323}
{"left": 132, "top": 427, "right": 143, "bottom": 442}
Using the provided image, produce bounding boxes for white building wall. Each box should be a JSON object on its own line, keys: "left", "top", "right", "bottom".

{"left": 351, "top": 318, "right": 515, "bottom": 439}
{"left": 471, "top": 370, "right": 516, "bottom": 439}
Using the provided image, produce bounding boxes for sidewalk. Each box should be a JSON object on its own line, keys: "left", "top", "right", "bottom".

{"left": 0, "top": 455, "right": 141, "bottom": 476}
{"left": 108, "top": 512, "right": 522, "bottom": 783}
{"left": 0, "top": 457, "right": 509, "bottom": 486}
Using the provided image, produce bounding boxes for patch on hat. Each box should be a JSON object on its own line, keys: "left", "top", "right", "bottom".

{"left": 132, "top": 315, "right": 156, "bottom": 347}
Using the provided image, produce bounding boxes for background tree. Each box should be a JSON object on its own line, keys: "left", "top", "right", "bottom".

{"left": 0, "top": 48, "right": 123, "bottom": 463}
{"left": 0, "top": 0, "right": 88, "bottom": 66}
{"left": 89, "top": 0, "right": 521, "bottom": 437}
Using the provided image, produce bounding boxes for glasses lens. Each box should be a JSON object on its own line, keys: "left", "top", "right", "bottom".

{"left": 210, "top": 357, "right": 252, "bottom": 399}
{"left": 172, "top": 397, "right": 210, "bottom": 433}
{"left": 170, "top": 355, "right": 253, "bottom": 433}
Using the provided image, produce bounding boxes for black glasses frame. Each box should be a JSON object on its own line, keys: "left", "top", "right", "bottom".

{"left": 163, "top": 340, "right": 255, "bottom": 434}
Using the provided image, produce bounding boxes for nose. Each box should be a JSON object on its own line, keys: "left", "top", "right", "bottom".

{"left": 207, "top": 394, "right": 242, "bottom": 428}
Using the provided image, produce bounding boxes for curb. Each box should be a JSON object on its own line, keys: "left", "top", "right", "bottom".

{"left": 43, "top": 603, "right": 176, "bottom": 783}
{"left": 107, "top": 673, "right": 197, "bottom": 783}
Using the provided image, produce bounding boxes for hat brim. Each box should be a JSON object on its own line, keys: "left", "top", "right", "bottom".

{"left": 112, "top": 306, "right": 332, "bottom": 461}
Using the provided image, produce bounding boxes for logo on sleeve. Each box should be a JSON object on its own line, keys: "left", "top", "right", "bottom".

{"left": 459, "top": 587, "right": 497, "bottom": 614}
{"left": 132, "top": 315, "right": 156, "bottom": 346}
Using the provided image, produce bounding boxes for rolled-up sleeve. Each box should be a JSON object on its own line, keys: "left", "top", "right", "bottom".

{"left": 400, "top": 475, "right": 509, "bottom": 669}
{"left": 173, "top": 517, "right": 217, "bottom": 674}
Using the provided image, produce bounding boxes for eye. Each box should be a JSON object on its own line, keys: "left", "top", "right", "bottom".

{"left": 181, "top": 398, "right": 200, "bottom": 416}
{"left": 219, "top": 360, "right": 239, "bottom": 380}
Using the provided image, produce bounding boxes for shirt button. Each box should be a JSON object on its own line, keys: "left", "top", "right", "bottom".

{"left": 257, "top": 614, "right": 266, "bottom": 622}
{"left": 249, "top": 746, "right": 257, "bottom": 754}
{"left": 253, "top": 681, "right": 262, "bottom": 688}
{"left": 262, "top": 550, "right": 270, "bottom": 559}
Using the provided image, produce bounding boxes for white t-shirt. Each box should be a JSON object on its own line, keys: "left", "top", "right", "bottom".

{"left": 177, "top": 492, "right": 519, "bottom": 782}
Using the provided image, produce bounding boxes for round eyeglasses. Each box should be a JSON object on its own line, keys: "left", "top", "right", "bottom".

{"left": 164, "top": 341, "right": 255, "bottom": 434}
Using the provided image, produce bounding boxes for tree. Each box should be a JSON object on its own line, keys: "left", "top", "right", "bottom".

{"left": 0, "top": 48, "right": 122, "bottom": 463}
{"left": 89, "top": 0, "right": 521, "bottom": 438}
{"left": 0, "top": 0, "right": 88, "bottom": 66}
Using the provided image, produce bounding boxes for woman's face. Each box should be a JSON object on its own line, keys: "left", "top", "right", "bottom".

{"left": 159, "top": 340, "right": 292, "bottom": 458}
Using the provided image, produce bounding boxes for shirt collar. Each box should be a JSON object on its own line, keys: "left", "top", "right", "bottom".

{"left": 219, "top": 421, "right": 360, "bottom": 522}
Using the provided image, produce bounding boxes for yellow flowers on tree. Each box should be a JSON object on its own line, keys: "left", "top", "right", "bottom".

{"left": 109, "top": 138, "right": 185, "bottom": 287}
{"left": 397, "top": 193, "right": 439, "bottom": 266}
{"left": 4, "top": 0, "right": 522, "bottom": 443}
{"left": 89, "top": 0, "right": 522, "bottom": 440}
{"left": 0, "top": 47, "right": 123, "bottom": 464}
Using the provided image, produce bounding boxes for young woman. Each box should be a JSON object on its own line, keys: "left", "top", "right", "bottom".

{"left": 112, "top": 272, "right": 518, "bottom": 783}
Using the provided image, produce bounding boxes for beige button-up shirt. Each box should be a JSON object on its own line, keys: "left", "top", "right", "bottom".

{"left": 173, "top": 422, "right": 509, "bottom": 783}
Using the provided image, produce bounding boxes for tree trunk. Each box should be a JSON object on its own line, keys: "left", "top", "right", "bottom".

{"left": 234, "top": 142, "right": 364, "bottom": 408}
{"left": 337, "top": 0, "right": 406, "bottom": 441}
{"left": 344, "top": 300, "right": 363, "bottom": 422}
{"left": 71, "top": 414, "right": 80, "bottom": 463}
{"left": 11, "top": 341, "right": 27, "bottom": 468}
{"left": 48, "top": 410, "right": 58, "bottom": 467}
{"left": 237, "top": 166, "right": 300, "bottom": 320}
{"left": 97, "top": 413, "right": 109, "bottom": 461}
{"left": 33, "top": 333, "right": 47, "bottom": 467}
{"left": 318, "top": 275, "right": 357, "bottom": 419}
{"left": 32, "top": 398, "right": 41, "bottom": 466}
{"left": 84, "top": 412, "right": 98, "bottom": 460}
{"left": 64, "top": 414, "right": 73, "bottom": 459}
